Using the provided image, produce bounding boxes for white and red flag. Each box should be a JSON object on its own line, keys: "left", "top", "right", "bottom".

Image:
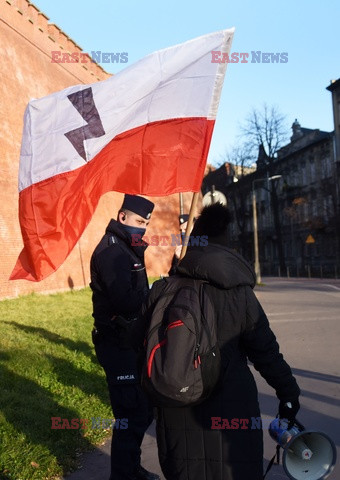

{"left": 11, "top": 29, "right": 234, "bottom": 281}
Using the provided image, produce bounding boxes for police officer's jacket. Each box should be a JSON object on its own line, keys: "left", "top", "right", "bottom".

{"left": 90, "top": 219, "right": 149, "bottom": 325}
{"left": 90, "top": 219, "right": 149, "bottom": 383}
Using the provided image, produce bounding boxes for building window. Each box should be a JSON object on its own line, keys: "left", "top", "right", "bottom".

{"left": 310, "top": 160, "right": 316, "bottom": 182}
{"left": 301, "top": 163, "right": 306, "bottom": 185}
{"left": 325, "top": 195, "right": 334, "bottom": 219}
{"left": 260, "top": 200, "right": 266, "bottom": 214}
{"left": 291, "top": 165, "right": 298, "bottom": 186}
{"left": 313, "top": 199, "right": 318, "bottom": 217}
{"left": 323, "top": 197, "right": 328, "bottom": 221}
{"left": 321, "top": 156, "right": 331, "bottom": 178}
{"left": 303, "top": 202, "right": 309, "bottom": 222}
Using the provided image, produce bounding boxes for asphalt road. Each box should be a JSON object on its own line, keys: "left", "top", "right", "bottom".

{"left": 65, "top": 277, "right": 340, "bottom": 480}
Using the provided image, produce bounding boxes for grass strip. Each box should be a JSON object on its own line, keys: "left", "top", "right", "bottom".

{"left": 0, "top": 288, "right": 112, "bottom": 480}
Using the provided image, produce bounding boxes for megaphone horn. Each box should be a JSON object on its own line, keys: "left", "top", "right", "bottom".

{"left": 269, "top": 418, "right": 337, "bottom": 480}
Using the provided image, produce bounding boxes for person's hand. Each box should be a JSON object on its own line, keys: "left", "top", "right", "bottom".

{"left": 278, "top": 399, "right": 300, "bottom": 429}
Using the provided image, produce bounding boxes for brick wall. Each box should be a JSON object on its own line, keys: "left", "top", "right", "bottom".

{"left": 0, "top": 0, "right": 201, "bottom": 299}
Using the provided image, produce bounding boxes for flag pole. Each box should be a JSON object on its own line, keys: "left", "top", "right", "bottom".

{"left": 179, "top": 192, "right": 184, "bottom": 216}
{"left": 179, "top": 191, "right": 199, "bottom": 260}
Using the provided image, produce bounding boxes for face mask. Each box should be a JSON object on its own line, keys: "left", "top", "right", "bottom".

{"left": 122, "top": 224, "right": 146, "bottom": 239}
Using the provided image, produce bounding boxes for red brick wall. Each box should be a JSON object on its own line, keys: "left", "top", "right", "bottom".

{"left": 0, "top": 0, "right": 201, "bottom": 298}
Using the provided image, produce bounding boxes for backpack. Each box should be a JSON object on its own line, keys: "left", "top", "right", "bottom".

{"left": 141, "top": 276, "right": 221, "bottom": 407}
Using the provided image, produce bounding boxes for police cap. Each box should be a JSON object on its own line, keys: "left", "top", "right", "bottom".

{"left": 179, "top": 214, "right": 189, "bottom": 225}
{"left": 122, "top": 194, "right": 154, "bottom": 219}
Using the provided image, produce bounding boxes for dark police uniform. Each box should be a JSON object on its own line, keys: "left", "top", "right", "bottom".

{"left": 90, "top": 217, "right": 154, "bottom": 480}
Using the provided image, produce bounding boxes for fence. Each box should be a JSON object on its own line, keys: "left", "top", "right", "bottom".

{"left": 261, "top": 263, "right": 338, "bottom": 279}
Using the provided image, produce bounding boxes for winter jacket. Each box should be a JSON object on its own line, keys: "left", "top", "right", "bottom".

{"left": 155, "top": 243, "right": 300, "bottom": 480}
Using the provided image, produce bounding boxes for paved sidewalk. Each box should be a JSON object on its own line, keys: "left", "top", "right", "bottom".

{"left": 63, "top": 421, "right": 165, "bottom": 480}
{"left": 63, "top": 417, "right": 286, "bottom": 480}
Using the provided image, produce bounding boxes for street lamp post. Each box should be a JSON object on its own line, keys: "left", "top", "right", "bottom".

{"left": 252, "top": 186, "right": 261, "bottom": 284}
{"left": 252, "top": 175, "right": 282, "bottom": 284}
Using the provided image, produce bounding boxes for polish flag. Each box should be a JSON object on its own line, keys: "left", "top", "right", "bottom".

{"left": 11, "top": 29, "right": 234, "bottom": 281}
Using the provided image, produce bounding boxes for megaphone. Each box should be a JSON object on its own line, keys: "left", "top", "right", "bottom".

{"left": 269, "top": 418, "right": 337, "bottom": 480}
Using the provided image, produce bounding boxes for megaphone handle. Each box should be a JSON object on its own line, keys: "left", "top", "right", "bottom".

{"left": 294, "top": 418, "right": 305, "bottom": 431}
{"left": 263, "top": 445, "right": 281, "bottom": 479}
{"left": 276, "top": 444, "right": 281, "bottom": 464}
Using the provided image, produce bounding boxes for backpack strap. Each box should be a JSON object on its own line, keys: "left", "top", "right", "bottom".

{"left": 196, "top": 280, "right": 217, "bottom": 352}
{"left": 197, "top": 280, "right": 208, "bottom": 317}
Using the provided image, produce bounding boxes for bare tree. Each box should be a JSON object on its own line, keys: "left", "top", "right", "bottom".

{"left": 241, "top": 104, "right": 290, "bottom": 273}
{"left": 225, "top": 143, "right": 254, "bottom": 179}
{"left": 241, "top": 103, "right": 289, "bottom": 161}
{"left": 218, "top": 143, "right": 255, "bottom": 257}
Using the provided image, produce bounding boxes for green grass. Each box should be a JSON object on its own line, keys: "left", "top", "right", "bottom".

{"left": 0, "top": 288, "right": 112, "bottom": 480}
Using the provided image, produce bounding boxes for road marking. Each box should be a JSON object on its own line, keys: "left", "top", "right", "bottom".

{"left": 257, "top": 281, "right": 340, "bottom": 292}
{"left": 268, "top": 316, "right": 338, "bottom": 323}
{"left": 266, "top": 310, "right": 338, "bottom": 316}
{"left": 324, "top": 284, "right": 340, "bottom": 291}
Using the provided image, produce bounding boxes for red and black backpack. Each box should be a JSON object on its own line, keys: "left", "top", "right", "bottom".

{"left": 141, "top": 276, "right": 221, "bottom": 407}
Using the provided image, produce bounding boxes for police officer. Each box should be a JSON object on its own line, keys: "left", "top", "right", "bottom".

{"left": 90, "top": 194, "right": 160, "bottom": 480}
{"left": 168, "top": 214, "right": 193, "bottom": 275}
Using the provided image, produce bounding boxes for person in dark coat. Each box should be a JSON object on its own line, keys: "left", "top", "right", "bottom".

{"left": 153, "top": 203, "right": 301, "bottom": 480}
{"left": 90, "top": 194, "right": 160, "bottom": 480}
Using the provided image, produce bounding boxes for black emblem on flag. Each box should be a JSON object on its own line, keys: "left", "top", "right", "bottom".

{"left": 65, "top": 87, "right": 105, "bottom": 161}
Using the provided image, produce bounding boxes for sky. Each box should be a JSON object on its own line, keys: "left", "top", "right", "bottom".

{"left": 34, "top": 0, "right": 339, "bottom": 166}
